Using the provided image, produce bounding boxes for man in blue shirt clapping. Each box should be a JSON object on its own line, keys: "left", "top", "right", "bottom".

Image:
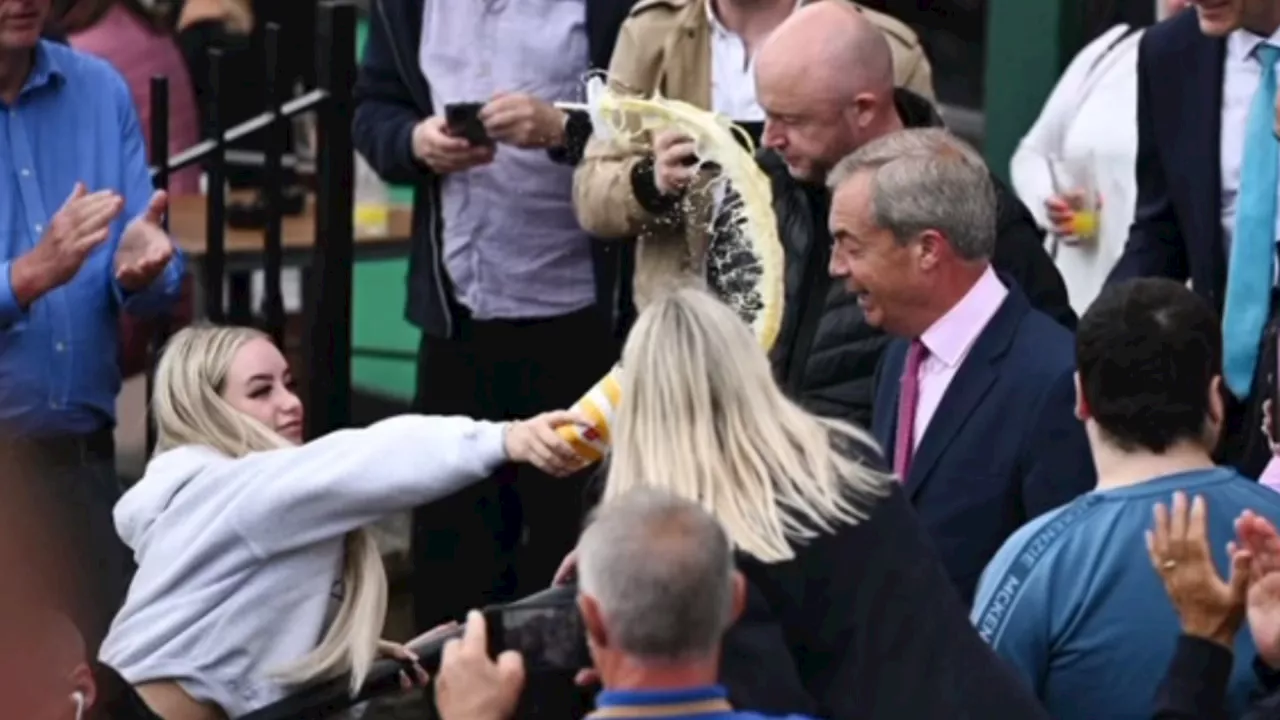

{"left": 972, "top": 278, "right": 1280, "bottom": 719}
{"left": 0, "top": 0, "right": 184, "bottom": 653}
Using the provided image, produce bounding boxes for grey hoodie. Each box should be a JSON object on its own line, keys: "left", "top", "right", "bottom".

{"left": 98, "top": 415, "right": 508, "bottom": 717}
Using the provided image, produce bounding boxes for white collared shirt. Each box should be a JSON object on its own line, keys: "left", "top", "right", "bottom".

{"left": 705, "top": 0, "right": 799, "bottom": 121}
{"left": 1220, "top": 28, "right": 1280, "bottom": 253}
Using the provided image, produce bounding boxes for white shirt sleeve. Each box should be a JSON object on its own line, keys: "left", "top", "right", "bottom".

{"left": 1010, "top": 25, "right": 1132, "bottom": 231}
{"left": 220, "top": 414, "right": 508, "bottom": 558}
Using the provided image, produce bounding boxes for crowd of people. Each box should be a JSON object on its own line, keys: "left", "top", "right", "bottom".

{"left": 9, "top": 0, "right": 1280, "bottom": 718}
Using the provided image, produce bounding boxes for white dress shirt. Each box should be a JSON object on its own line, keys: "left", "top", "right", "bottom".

{"left": 706, "top": 0, "right": 799, "bottom": 120}
{"left": 1220, "top": 28, "right": 1280, "bottom": 255}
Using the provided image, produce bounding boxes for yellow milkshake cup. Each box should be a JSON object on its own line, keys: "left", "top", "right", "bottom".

{"left": 556, "top": 366, "right": 623, "bottom": 463}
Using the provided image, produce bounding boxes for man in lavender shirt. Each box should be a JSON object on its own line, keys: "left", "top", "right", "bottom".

{"left": 352, "top": 0, "right": 634, "bottom": 632}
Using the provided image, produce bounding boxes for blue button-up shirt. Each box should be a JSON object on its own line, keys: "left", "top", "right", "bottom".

{"left": 0, "top": 41, "right": 184, "bottom": 437}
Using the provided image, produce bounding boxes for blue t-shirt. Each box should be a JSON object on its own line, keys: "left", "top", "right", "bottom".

{"left": 970, "top": 467, "right": 1280, "bottom": 720}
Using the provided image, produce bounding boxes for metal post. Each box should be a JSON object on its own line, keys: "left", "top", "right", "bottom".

{"left": 204, "top": 48, "right": 227, "bottom": 322}
{"left": 145, "top": 76, "right": 171, "bottom": 454}
{"left": 262, "top": 22, "right": 287, "bottom": 348}
{"left": 305, "top": 0, "right": 356, "bottom": 438}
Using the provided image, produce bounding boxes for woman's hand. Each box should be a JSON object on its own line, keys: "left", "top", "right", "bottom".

{"left": 1044, "top": 191, "right": 1102, "bottom": 241}
{"left": 1147, "top": 492, "right": 1250, "bottom": 649}
{"left": 379, "top": 621, "right": 460, "bottom": 690}
{"left": 378, "top": 640, "right": 430, "bottom": 690}
{"left": 504, "top": 411, "right": 590, "bottom": 477}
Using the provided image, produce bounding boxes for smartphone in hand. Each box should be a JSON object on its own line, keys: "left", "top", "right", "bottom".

{"left": 444, "top": 102, "right": 493, "bottom": 147}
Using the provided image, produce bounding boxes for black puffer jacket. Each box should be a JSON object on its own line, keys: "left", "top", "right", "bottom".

{"left": 768, "top": 91, "right": 1076, "bottom": 429}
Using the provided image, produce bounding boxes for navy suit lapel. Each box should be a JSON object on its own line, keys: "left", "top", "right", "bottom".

{"left": 1184, "top": 30, "right": 1227, "bottom": 300}
{"left": 903, "top": 290, "right": 1029, "bottom": 500}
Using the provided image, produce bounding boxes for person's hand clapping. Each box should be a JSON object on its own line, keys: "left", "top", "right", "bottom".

{"left": 503, "top": 411, "right": 590, "bottom": 476}
{"left": 479, "top": 93, "right": 565, "bottom": 149}
{"left": 1237, "top": 511, "right": 1280, "bottom": 668}
{"left": 11, "top": 182, "right": 124, "bottom": 306}
{"left": 435, "top": 610, "right": 525, "bottom": 720}
{"left": 413, "top": 116, "right": 495, "bottom": 174}
{"left": 652, "top": 129, "right": 698, "bottom": 196}
{"left": 1147, "top": 492, "right": 1250, "bottom": 649}
{"left": 115, "top": 190, "right": 176, "bottom": 292}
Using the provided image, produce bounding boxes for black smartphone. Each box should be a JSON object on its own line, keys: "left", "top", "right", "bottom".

{"left": 483, "top": 598, "right": 590, "bottom": 672}
{"left": 444, "top": 102, "right": 493, "bottom": 147}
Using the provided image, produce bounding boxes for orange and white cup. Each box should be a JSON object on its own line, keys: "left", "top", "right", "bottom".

{"left": 557, "top": 367, "right": 622, "bottom": 463}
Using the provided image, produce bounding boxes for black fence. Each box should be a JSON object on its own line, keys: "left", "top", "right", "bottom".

{"left": 145, "top": 0, "right": 357, "bottom": 448}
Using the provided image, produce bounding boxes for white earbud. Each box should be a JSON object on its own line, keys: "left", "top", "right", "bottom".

{"left": 71, "top": 690, "right": 85, "bottom": 720}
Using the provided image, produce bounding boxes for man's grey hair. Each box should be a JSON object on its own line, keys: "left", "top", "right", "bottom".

{"left": 576, "top": 489, "right": 735, "bottom": 662}
{"left": 826, "top": 128, "right": 997, "bottom": 261}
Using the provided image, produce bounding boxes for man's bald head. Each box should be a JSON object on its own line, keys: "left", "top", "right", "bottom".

{"left": 755, "top": 1, "right": 901, "bottom": 182}
{"left": 756, "top": 0, "right": 894, "bottom": 103}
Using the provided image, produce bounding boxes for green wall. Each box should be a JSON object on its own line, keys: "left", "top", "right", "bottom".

{"left": 982, "top": 0, "right": 1084, "bottom": 182}
{"left": 351, "top": 20, "right": 417, "bottom": 400}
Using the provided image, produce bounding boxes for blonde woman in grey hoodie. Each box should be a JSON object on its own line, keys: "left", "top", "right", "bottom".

{"left": 98, "top": 325, "right": 586, "bottom": 720}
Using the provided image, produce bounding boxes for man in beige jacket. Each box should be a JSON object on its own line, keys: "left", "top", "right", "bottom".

{"left": 572, "top": 0, "right": 934, "bottom": 309}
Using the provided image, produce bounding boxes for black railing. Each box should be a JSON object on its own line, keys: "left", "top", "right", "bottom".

{"left": 145, "top": 0, "right": 357, "bottom": 447}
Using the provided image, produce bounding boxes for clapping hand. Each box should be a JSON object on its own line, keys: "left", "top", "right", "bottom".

{"left": 1236, "top": 511, "right": 1280, "bottom": 669}
{"left": 114, "top": 190, "right": 175, "bottom": 292}
{"left": 11, "top": 183, "right": 123, "bottom": 305}
{"left": 1147, "top": 492, "right": 1250, "bottom": 648}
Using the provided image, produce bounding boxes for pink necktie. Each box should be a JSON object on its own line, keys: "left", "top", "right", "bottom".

{"left": 893, "top": 340, "right": 927, "bottom": 481}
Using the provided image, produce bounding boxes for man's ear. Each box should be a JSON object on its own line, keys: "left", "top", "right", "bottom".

{"left": 1074, "top": 372, "right": 1090, "bottom": 422}
{"left": 578, "top": 594, "right": 608, "bottom": 650}
{"left": 69, "top": 663, "right": 96, "bottom": 716}
{"left": 1207, "top": 374, "right": 1226, "bottom": 435}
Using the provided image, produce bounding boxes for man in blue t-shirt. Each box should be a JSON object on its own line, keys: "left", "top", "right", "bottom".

{"left": 971, "top": 278, "right": 1280, "bottom": 720}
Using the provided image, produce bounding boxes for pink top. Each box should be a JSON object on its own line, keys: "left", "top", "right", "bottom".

{"left": 1261, "top": 456, "right": 1280, "bottom": 492}
{"left": 908, "top": 267, "right": 1010, "bottom": 450}
{"left": 70, "top": 5, "right": 201, "bottom": 195}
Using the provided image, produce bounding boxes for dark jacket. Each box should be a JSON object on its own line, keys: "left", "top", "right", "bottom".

{"left": 871, "top": 281, "right": 1093, "bottom": 603}
{"left": 769, "top": 90, "right": 1075, "bottom": 429}
{"left": 720, "top": 441, "right": 1053, "bottom": 720}
{"left": 1154, "top": 635, "right": 1280, "bottom": 720}
{"left": 351, "top": 0, "right": 635, "bottom": 338}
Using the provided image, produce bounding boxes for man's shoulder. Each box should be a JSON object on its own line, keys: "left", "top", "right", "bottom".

{"left": 42, "top": 40, "right": 127, "bottom": 95}
{"left": 996, "top": 292, "right": 1075, "bottom": 371}
{"left": 974, "top": 497, "right": 1102, "bottom": 607}
{"left": 849, "top": 2, "right": 923, "bottom": 52}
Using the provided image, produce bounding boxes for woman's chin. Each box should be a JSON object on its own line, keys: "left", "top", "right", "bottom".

{"left": 278, "top": 425, "right": 304, "bottom": 444}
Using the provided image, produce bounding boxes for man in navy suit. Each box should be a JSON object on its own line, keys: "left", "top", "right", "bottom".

{"left": 827, "top": 128, "right": 1096, "bottom": 604}
{"left": 1108, "top": 0, "right": 1280, "bottom": 476}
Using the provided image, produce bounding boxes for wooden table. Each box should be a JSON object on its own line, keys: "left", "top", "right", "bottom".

{"left": 168, "top": 194, "right": 413, "bottom": 271}
{"left": 165, "top": 193, "right": 414, "bottom": 321}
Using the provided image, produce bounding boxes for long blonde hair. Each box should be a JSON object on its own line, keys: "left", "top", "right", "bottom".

{"left": 606, "top": 289, "right": 892, "bottom": 563}
{"left": 152, "top": 324, "right": 387, "bottom": 694}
